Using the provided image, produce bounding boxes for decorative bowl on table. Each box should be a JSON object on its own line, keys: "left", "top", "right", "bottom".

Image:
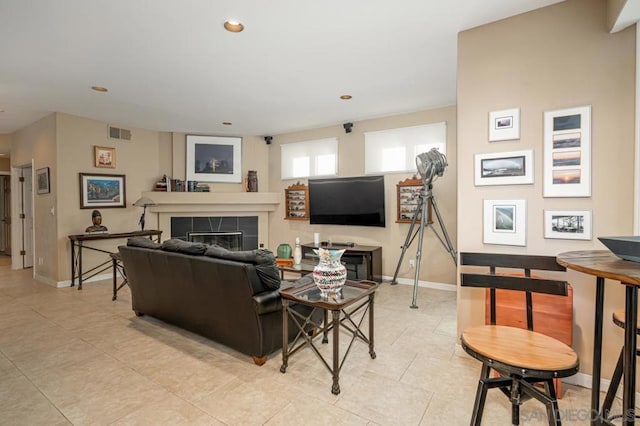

{"left": 312, "top": 248, "right": 347, "bottom": 295}
{"left": 598, "top": 236, "right": 640, "bottom": 262}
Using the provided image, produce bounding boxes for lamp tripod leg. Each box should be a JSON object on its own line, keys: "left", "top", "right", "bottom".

{"left": 429, "top": 195, "right": 457, "bottom": 265}
{"left": 391, "top": 196, "right": 424, "bottom": 285}
{"left": 411, "top": 195, "right": 429, "bottom": 309}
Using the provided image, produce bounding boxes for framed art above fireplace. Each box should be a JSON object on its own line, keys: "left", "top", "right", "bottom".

{"left": 186, "top": 135, "right": 242, "bottom": 183}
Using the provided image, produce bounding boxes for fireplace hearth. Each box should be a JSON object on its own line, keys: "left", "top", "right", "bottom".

{"left": 171, "top": 216, "right": 258, "bottom": 250}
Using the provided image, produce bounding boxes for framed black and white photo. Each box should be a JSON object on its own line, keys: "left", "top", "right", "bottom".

{"left": 543, "top": 105, "right": 591, "bottom": 197}
{"left": 474, "top": 149, "right": 534, "bottom": 186}
{"left": 483, "top": 199, "right": 526, "bottom": 246}
{"left": 79, "top": 173, "right": 126, "bottom": 208}
{"left": 36, "top": 167, "right": 50, "bottom": 194}
{"left": 544, "top": 210, "right": 592, "bottom": 240}
{"left": 489, "top": 108, "right": 520, "bottom": 141}
{"left": 186, "top": 135, "right": 242, "bottom": 183}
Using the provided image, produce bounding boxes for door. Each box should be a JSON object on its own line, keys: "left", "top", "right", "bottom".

{"left": 21, "top": 168, "right": 33, "bottom": 268}
{"left": 0, "top": 175, "right": 10, "bottom": 255}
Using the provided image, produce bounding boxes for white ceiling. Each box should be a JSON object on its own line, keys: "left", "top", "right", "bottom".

{"left": 0, "top": 0, "right": 564, "bottom": 137}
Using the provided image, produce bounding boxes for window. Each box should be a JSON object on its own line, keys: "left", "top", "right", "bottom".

{"left": 281, "top": 138, "right": 338, "bottom": 179}
{"left": 364, "top": 122, "right": 447, "bottom": 174}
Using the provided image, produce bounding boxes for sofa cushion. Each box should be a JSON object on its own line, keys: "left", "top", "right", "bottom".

{"left": 161, "top": 239, "right": 208, "bottom": 255}
{"left": 205, "top": 246, "right": 281, "bottom": 290}
{"left": 127, "top": 236, "right": 162, "bottom": 249}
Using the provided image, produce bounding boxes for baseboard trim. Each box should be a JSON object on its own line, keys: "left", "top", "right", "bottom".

{"left": 385, "top": 275, "right": 456, "bottom": 292}
{"left": 56, "top": 272, "right": 112, "bottom": 288}
{"left": 34, "top": 274, "right": 58, "bottom": 288}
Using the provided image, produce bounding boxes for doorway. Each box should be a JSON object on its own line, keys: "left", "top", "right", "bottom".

{"left": 0, "top": 174, "right": 11, "bottom": 256}
{"left": 11, "top": 165, "right": 33, "bottom": 269}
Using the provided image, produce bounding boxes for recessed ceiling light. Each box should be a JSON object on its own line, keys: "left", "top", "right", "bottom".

{"left": 340, "top": 95, "right": 352, "bottom": 100}
{"left": 91, "top": 86, "right": 108, "bottom": 92}
{"left": 222, "top": 122, "right": 232, "bottom": 125}
{"left": 224, "top": 20, "right": 244, "bottom": 32}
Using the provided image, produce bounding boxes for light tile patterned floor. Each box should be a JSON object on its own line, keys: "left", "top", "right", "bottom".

{"left": 0, "top": 260, "right": 600, "bottom": 425}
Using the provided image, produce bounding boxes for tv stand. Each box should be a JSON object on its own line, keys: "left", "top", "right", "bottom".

{"left": 320, "top": 241, "right": 355, "bottom": 247}
{"left": 301, "top": 243, "right": 382, "bottom": 282}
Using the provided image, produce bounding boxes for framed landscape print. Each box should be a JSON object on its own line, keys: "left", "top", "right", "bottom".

{"left": 543, "top": 105, "right": 591, "bottom": 197}
{"left": 186, "top": 135, "right": 242, "bottom": 183}
{"left": 94, "top": 146, "right": 116, "bottom": 168}
{"left": 489, "top": 108, "right": 520, "bottom": 141}
{"left": 79, "top": 173, "right": 126, "bottom": 208}
{"left": 544, "top": 210, "right": 592, "bottom": 240}
{"left": 483, "top": 199, "right": 527, "bottom": 246}
{"left": 474, "top": 149, "right": 534, "bottom": 186}
{"left": 36, "top": 167, "right": 50, "bottom": 194}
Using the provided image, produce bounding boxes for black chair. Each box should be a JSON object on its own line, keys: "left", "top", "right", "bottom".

{"left": 460, "top": 252, "right": 579, "bottom": 426}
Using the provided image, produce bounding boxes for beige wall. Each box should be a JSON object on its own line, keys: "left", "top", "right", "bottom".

{"left": 268, "top": 106, "right": 458, "bottom": 285}
{"left": 457, "top": 0, "right": 635, "bottom": 379}
{"left": 54, "top": 113, "right": 165, "bottom": 282}
{"left": 11, "top": 114, "right": 57, "bottom": 281}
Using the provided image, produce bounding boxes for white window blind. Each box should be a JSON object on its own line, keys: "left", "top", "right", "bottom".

{"left": 364, "top": 122, "right": 447, "bottom": 174}
{"left": 281, "top": 138, "right": 338, "bottom": 179}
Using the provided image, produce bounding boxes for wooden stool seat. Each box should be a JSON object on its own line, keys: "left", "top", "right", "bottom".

{"left": 612, "top": 309, "right": 640, "bottom": 332}
{"left": 462, "top": 325, "right": 579, "bottom": 376}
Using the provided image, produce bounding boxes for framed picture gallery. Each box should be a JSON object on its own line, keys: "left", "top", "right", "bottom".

{"left": 474, "top": 149, "right": 534, "bottom": 186}
{"left": 488, "top": 108, "right": 520, "bottom": 142}
{"left": 543, "top": 105, "right": 591, "bottom": 197}
{"left": 186, "top": 135, "right": 242, "bottom": 183}
{"left": 483, "top": 199, "right": 527, "bottom": 246}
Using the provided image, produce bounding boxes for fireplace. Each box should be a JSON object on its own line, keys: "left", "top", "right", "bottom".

{"left": 171, "top": 216, "right": 258, "bottom": 250}
{"left": 188, "top": 231, "right": 243, "bottom": 251}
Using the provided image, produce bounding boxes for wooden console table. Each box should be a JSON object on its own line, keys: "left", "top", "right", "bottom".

{"left": 68, "top": 230, "right": 162, "bottom": 290}
{"left": 301, "top": 243, "right": 382, "bottom": 282}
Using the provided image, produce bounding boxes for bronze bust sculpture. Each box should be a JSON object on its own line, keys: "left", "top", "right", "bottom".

{"left": 85, "top": 210, "right": 108, "bottom": 233}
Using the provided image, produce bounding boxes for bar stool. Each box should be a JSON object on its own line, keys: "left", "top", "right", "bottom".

{"left": 601, "top": 309, "right": 640, "bottom": 421}
{"left": 110, "top": 252, "right": 128, "bottom": 301}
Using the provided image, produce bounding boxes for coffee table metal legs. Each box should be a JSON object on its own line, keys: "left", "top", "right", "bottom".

{"left": 332, "top": 310, "right": 340, "bottom": 394}
{"left": 622, "top": 284, "right": 637, "bottom": 425}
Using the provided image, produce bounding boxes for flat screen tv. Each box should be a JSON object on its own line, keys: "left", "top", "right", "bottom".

{"left": 309, "top": 175, "right": 386, "bottom": 227}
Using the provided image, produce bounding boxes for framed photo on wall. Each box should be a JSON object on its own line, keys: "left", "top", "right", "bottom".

{"left": 543, "top": 105, "right": 591, "bottom": 197}
{"left": 79, "top": 173, "right": 126, "bottom": 208}
{"left": 94, "top": 146, "right": 116, "bottom": 168}
{"left": 36, "top": 167, "right": 50, "bottom": 194}
{"left": 474, "top": 149, "right": 534, "bottom": 186}
{"left": 483, "top": 199, "right": 527, "bottom": 246}
{"left": 544, "top": 210, "right": 592, "bottom": 240}
{"left": 488, "top": 108, "right": 520, "bottom": 141}
{"left": 186, "top": 135, "right": 242, "bottom": 183}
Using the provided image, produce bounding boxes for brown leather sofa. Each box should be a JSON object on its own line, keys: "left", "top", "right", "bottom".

{"left": 118, "top": 237, "right": 320, "bottom": 365}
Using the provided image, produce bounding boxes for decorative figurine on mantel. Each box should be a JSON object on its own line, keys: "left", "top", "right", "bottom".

{"left": 85, "top": 210, "right": 108, "bottom": 233}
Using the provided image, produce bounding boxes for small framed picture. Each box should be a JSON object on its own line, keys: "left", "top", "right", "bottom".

{"left": 36, "top": 167, "right": 50, "bottom": 194}
{"left": 475, "top": 149, "right": 534, "bottom": 186}
{"left": 79, "top": 173, "right": 126, "bottom": 208}
{"left": 543, "top": 105, "right": 591, "bottom": 197}
{"left": 483, "top": 199, "right": 527, "bottom": 246}
{"left": 544, "top": 210, "right": 592, "bottom": 240}
{"left": 489, "top": 108, "right": 520, "bottom": 141}
{"left": 94, "top": 146, "right": 116, "bottom": 168}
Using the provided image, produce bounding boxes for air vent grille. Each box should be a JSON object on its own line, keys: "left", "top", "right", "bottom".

{"left": 108, "top": 125, "right": 132, "bottom": 141}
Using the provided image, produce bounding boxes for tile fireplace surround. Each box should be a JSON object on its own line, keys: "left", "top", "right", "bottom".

{"left": 143, "top": 191, "right": 280, "bottom": 250}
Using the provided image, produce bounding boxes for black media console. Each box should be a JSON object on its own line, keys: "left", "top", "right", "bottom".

{"left": 301, "top": 243, "right": 382, "bottom": 283}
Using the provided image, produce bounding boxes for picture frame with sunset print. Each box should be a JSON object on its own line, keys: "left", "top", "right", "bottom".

{"left": 543, "top": 105, "right": 591, "bottom": 197}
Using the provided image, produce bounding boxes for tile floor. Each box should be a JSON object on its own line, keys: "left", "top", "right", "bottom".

{"left": 0, "top": 258, "right": 607, "bottom": 425}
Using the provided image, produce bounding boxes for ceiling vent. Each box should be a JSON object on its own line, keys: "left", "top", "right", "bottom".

{"left": 108, "top": 125, "right": 132, "bottom": 141}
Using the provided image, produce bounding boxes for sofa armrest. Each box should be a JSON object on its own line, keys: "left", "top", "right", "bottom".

{"left": 253, "top": 290, "right": 282, "bottom": 315}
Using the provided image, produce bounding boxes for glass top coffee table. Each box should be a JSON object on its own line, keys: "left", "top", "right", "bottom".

{"left": 279, "top": 279, "right": 379, "bottom": 395}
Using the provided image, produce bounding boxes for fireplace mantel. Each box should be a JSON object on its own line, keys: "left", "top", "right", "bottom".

{"left": 142, "top": 191, "right": 280, "bottom": 213}
{"left": 141, "top": 191, "right": 281, "bottom": 248}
